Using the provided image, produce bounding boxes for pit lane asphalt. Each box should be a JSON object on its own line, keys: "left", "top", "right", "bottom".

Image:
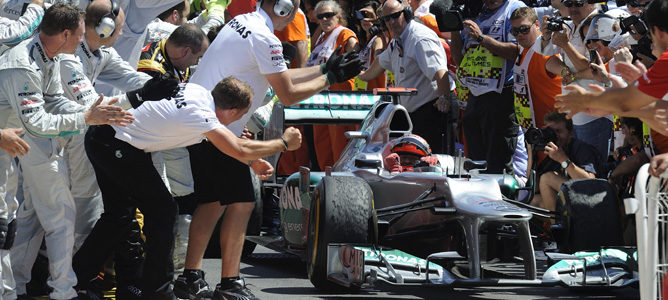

{"left": 201, "top": 245, "right": 640, "bottom": 300}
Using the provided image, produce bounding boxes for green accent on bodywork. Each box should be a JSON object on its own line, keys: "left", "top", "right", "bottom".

{"left": 498, "top": 175, "right": 519, "bottom": 199}
{"left": 354, "top": 246, "right": 444, "bottom": 272}
{"left": 284, "top": 92, "right": 381, "bottom": 122}
{"left": 280, "top": 172, "right": 325, "bottom": 247}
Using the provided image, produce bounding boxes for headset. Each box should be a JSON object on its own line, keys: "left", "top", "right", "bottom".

{"left": 273, "top": 0, "right": 294, "bottom": 17}
{"left": 95, "top": 0, "right": 120, "bottom": 38}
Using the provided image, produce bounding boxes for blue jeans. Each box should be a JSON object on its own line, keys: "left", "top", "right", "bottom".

{"left": 573, "top": 118, "right": 613, "bottom": 162}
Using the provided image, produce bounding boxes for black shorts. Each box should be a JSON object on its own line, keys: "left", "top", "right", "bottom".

{"left": 187, "top": 141, "right": 255, "bottom": 205}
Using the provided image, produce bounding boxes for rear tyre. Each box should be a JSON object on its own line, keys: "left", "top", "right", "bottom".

{"left": 306, "top": 176, "right": 374, "bottom": 292}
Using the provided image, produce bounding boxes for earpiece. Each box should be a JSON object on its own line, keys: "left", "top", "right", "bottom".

{"left": 403, "top": 5, "right": 413, "bottom": 23}
{"left": 94, "top": 0, "right": 119, "bottom": 38}
{"left": 273, "top": 0, "right": 294, "bottom": 17}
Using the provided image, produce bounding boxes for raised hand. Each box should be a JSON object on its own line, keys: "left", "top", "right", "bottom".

{"left": 282, "top": 127, "right": 302, "bottom": 151}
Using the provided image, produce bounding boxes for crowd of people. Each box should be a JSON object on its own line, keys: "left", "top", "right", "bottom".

{"left": 0, "top": 0, "right": 668, "bottom": 299}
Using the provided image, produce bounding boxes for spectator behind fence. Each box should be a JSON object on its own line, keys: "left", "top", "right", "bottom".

{"left": 307, "top": 0, "right": 359, "bottom": 170}
{"left": 555, "top": 0, "right": 668, "bottom": 177}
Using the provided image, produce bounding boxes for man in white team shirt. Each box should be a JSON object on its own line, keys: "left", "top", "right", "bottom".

{"left": 73, "top": 77, "right": 302, "bottom": 300}
{"left": 179, "top": 0, "right": 363, "bottom": 299}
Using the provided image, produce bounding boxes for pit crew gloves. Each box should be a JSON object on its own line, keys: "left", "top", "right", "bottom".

{"left": 127, "top": 74, "right": 180, "bottom": 108}
{"left": 325, "top": 51, "right": 364, "bottom": 85}
{"left": 320, "top": 46, "right": 344, "bottom": 75}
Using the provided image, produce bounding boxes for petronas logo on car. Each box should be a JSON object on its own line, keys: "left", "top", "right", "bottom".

{"left": 279, "top": 186, "right": 302, "bottom": 210}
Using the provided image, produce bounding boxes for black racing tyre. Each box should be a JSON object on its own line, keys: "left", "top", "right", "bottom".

{"left": 556, "top": 179, "right": 624, "bottom": 253}
{"left": 306, "top": 176, "right": 375, "bottom": 292}
{"left": 242, "top": 172, "right": 263, "bottom": 258}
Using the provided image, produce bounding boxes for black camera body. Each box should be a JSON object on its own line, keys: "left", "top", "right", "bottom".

{"left": 620, "top": 14, "right": 648, "bottom": 35}
{"left": 525, "top": 127, "right": 558, "bottom": 151}
{"left": 368, "top": 22, "right": 387, "bottom": 38}
{"left": 546, "top": 16, "right": 567, "bottom": 32}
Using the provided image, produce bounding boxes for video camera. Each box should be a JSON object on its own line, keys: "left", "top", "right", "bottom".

{"left": 546, "top": 16, "right": 571, "bottom": 32}
{"left": 429, "top": 0, "right": 482, "bottom": 32}
{"left": 620, "top": 14, "right": 648, "bottom": 35}
{"left": 525, "top": 127, "right": 557, "bottom": 151}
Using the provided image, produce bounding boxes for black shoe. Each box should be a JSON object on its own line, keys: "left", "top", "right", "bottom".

{"left": 17, "top": 295, "right": 35, "bottom": 300}
{"left": 115, "top": 283, "right": 143, "bottom": 300}
{"left": 212, "top": 278, "right": 258, "bottom": 300}
{"left": 174, "top": 271, "right": 213, "bottom": 299}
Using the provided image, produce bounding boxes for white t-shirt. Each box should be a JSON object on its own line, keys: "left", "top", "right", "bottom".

{"left": 112, "top": 83, "right": 223, "bottom": 152}
{"left": 190, "top": 8, "right": 287, "bottom": 136}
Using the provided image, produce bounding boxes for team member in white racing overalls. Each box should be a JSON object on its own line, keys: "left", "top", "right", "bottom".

{"left": 0, "top": 3, "right": 134, "bottom": 299}
{"left": 58, "top": 0, "right": 154, "bottom": 253}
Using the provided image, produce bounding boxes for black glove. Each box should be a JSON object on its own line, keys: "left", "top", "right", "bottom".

{"left": 127, "top": 74, "right": 180, "bottom": 108}
{"left": 320, "top": 46, "right": 343, "bottom": 74}
{"left": 326, "top": 50, "right": 364, "bottom": 85}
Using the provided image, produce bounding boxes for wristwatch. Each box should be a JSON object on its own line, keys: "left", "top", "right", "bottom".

{"left": 476, "top": 34, "right": 485, "bottom": 43}
{"left": 561, "top": 159, "right": 572, "bottom": 169}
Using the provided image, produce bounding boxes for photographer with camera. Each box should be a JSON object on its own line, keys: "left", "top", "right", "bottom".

{"left": 555, "top": 0, "right": 668, "bottom": 177}
{"left": 538, "top": 0, "right": 614, "bottom": 162}
{"left": 529, "top": 111, "right": 600, "bottom": 212}
{"left": 450, "top": 0, "right": 526, "bottom": 174}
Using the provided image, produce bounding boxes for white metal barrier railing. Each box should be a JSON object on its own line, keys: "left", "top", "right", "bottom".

{"left": 626, "top": 164, "right": 668, "bottom": 300}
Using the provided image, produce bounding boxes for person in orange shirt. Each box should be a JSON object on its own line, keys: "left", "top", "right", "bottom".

{"left": 307, "top": 0, "right": 359, "bottom": 170}
{"left": 355, "top": 0, "right": 388, "bottom": 91}
{"left": 510, "top": 7, "right": 563, "bottom": 175}
{"left": 275, "top": 7, "right": 310, "bottom": 68}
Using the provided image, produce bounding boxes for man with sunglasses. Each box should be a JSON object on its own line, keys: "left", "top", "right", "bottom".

{"left": 358, "top": 0, "right": 456, "bottom": 154}
{"left": 450, "top": 0, "right": 526, "bottom": 175}
{"left": 538, "top": 0, "right": 612, "bottom": 161}
{"left": 511, "top": 7, "right": 563, "bottom": 131}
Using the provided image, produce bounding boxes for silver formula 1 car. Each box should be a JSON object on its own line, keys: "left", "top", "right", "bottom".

{"left": 245, "top": 88, "right": 638, "bottom": 292}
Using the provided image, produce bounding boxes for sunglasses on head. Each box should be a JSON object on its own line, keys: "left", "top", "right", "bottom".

{"left": 562, "top": 0, "right": 585, "bottom": 7}
{"left": 510, "top": 25, "right": 532, "bottom": 36}
{"left": 356, "top": 10, "right": 374, "bottom": 20}
{"left": 380, "top": 10, "right": 403, "bottom": 22}
{"left": 317, "top": 12, "right": 337, "bottom": 20}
